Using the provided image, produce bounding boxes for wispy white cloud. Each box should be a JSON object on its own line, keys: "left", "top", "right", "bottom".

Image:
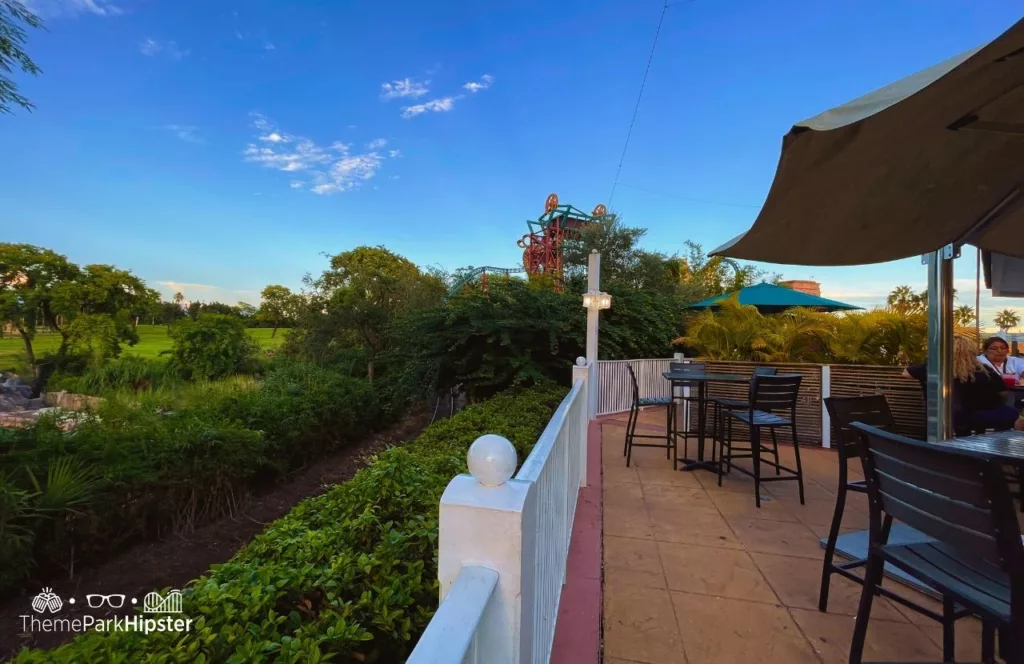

{"left": 462, "top": 74, "right": 494, "bottom": 93}
{"left": 163, "top": 124, "right": 205, "bottom": 144}
{"left": 388, "top": 149, "right": 402, "bottom": 158}
{"left": 139, "top": 38, "right": 188, "bottom": 61}
{"left": 401, "top": 96, "right": 458, "bottom": 119}
{"left": 263, "top": 41, "right": 276, "bottom": 51}
{"left": 22, "top": 0, "right": 121, "bottom": 18}
{"left": 366, "top": 138, "right": 387, "bottom": 149}
{"left": 244, "top": 112, "right": 400, "bottom": 195}
{"left": 380, "top": 77, "right": 429, "bottom": 100}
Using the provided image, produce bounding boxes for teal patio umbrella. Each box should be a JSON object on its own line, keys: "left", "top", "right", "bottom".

{"left": 688, "top": 282, "right": 861, "bottom": 314}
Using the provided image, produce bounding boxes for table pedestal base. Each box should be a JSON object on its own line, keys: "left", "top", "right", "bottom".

{"left": 820, "top": 524, "right": 939, "bottom": 599}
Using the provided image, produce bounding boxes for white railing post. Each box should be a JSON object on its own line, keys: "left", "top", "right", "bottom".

{"left": 820, "top": 364, "right": 831, "bottom": 449}
{"left": 437, "top": 435, "right": 536, "bottom": 664}
{"left": 672, "top": 352, "right": 688, "bottom": 433}
{"left": 573, "top": 358, "right": 590, "bottom": 487}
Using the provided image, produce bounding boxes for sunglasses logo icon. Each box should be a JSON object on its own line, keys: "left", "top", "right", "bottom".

{"left": 85, "top": 594, "right": 126, "bottom": 609}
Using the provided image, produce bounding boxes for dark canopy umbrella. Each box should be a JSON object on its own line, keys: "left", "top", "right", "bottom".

{"left": 713, "top": 18, "right": 1024, "bottom": 265}
{"left": 688, "top": 282, "right": 861, "bottom": 313}
{"left": 710, "top": 17, "right": 1024, "bottom": 441}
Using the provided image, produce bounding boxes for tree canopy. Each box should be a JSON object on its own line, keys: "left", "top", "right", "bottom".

{"left": 0, "top": 0, "right": 43, "bottom": 114}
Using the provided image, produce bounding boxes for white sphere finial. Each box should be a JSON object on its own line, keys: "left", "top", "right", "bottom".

{"left": 467, "top": 434, "right": 517, "bottom": 487}
{"left": 575, "top": 356, "right": 587, "bottom": 367}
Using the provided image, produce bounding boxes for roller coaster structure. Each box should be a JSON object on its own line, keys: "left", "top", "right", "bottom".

{"left": 446, "top": 193, "right": 609, "bottom": 297}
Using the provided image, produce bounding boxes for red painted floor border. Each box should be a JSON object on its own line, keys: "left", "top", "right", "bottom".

{"left": 550, "top": 419, "right": 603, "bottom": 663}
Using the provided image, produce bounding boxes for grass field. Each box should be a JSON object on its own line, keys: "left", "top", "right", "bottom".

{"left": 0, "top": 325, "right": 287, "bottom": 374}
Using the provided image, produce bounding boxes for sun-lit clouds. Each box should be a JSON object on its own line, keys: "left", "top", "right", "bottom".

{"left": 366, "top": 138, "right": 387, "bottom": 149}
{"left": 21, "top": 0, "right": 121, "bottom": 17}
{"left": 388, "top": 149, "right": 402, "bottom": 158}
{"left": 243, "top": 113, "right": 399, "bottom": 195}
{"left": 463, "top": 74, "right": 494, "bottom": 93}
{"left": 401, "top": 96, "right": 458, "bottom": 119}
{"left": 139, "top": 38, "right": 188, "bottom": 60}
{"left": 380, "top": 78, "right": 429, "bottom": 100}
{"left": 156, "top": 281, "right": 258, "bottom": 304}
{"left": 163, "top": 125, "right": 205, "bottom": 144}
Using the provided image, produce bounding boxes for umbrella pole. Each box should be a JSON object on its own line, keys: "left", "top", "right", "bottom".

{"left": 925, "top": 249, "right": 955, "bottom": 441}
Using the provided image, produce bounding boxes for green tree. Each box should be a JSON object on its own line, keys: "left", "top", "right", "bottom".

{"left": 166, "top": 314, "right": 259, "bottom": 380}
{"left": 48, "top": 263, "right": 149, "bottom": 357}
{"left": 886, "top": 285, "right": 926, "bottom": 315}
{"left": 391, "top": 279, "right": 683, "bottom": 400}
{"left": 235, "top": 301, "right": 257, "bottom": 318}
{"left": 298, "top": 246, "right": 445, "bottom": 380}
{"left": 994, "top": 309, "right": 1020, "bottom": 332}
{"left": 0, "top": 243, "right": 78, "bottom": 374}
{"left": 257, "top": 285, "right": 297, "bottom": 337}
{"left": 0, "top": 0, "right": 43, "bottom": 114}
{"left": 954, "top": 305, "right": 976, "bottom": 327}
{"left": 65, "top": 313, "right": 121, "bottom": 368}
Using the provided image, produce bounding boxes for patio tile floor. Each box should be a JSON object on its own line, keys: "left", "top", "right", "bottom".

{"left": 600, "top": 408, "right": 1005, "bottom": 664}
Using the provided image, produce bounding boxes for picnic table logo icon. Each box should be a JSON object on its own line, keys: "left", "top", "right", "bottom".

{"left": 142, "top": 590, "right": 182, "bottom": 614}
{"left": 30, "top": 588, "right": 63, "bottom": 614}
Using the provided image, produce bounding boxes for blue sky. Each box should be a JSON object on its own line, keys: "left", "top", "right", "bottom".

{"left": 2, "top": 0, "right": 1022, "bottom": 326}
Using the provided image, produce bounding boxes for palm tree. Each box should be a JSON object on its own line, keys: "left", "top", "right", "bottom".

{"left": 887, "top": 285, "right": 917, "bottom": 315}
{"left": 954, "top": 305, "right": 976, "bottom": 327}
{"left": 994, "top": 309, "right": 1021, "bottom": 332}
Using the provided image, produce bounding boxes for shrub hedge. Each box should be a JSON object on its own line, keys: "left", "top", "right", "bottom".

{"left": 0, "top": 361, "right": 383, "bottom": 594}
{"left": 15, "top": 383, "right": 566, "bottom": 663}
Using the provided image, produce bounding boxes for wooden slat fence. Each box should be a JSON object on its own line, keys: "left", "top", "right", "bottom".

{"left": 828, "top": 365, "right": 925, "bottom": 439}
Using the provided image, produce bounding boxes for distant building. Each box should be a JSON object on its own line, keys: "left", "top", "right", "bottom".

{"left": 778, "top": 280, "right": 821, "bottom": 297}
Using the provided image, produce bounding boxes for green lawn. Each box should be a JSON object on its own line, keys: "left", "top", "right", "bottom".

{"left": 0, "top": 325, "right": 287, "bottom": 374}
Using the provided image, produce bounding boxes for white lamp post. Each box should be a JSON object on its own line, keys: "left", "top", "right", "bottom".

{"left": 582, "top": 250, "right": 610, "bottom": 418}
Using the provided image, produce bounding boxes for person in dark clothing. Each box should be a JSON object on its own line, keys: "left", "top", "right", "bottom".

{"left": 903, "top": 335, "right": 1019, "bottom": 435}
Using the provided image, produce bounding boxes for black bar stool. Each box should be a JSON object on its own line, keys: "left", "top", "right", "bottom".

{"left": 623, "top": 363, "right": 673, "bottom": 468}
{"left": 712, "top": 366, "right": 779, "bottom": 473}
{"left": 718, "top": 373, "right": 805, "bottom": 507}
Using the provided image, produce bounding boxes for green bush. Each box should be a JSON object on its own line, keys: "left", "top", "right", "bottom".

{"left": 46, "top": 356, "right": 174, "bottom": 394}
{"left": 0, "top": 361, "right": 384, "bottom": 595}
{"left": 389, "top": 278, "right": 683, "bottom": 401}
{"left": 167, "top": 314, "right": 260, "bottom": 380}
{"left": 16, "top": 384, "right": 566, "bottom": 663}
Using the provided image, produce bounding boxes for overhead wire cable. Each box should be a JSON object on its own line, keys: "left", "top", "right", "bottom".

{"left": 608, "top": 0, "right": 683, "bottom": 209}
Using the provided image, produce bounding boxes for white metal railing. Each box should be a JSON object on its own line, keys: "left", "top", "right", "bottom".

{"left": 408, "top": 359, "right": 592, "bottom": 664}
{"left": 514, "top": 373, "right": 586, "bottom": 663}
{"left": 408, "top": 566, "right": 499, "bottom": 664}
{"left": 596, "top": 357, "right": 678, "bottom": 416}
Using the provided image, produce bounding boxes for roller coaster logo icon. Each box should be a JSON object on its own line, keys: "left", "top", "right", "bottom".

{"left": 142, "top": 590, "right": 182, "bottom": 614}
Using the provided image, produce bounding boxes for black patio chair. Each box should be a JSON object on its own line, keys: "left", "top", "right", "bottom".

{"left": 712, "top": 366, "right": 779, "bottom": 472}
{"left": 717, "top": 373, "right": 805, "bottom": 507}
{"left": 818, "top": 395, "right": 978, "bottom": 642}
{"left": 668, "top": 361, "right": 706, "bottom": 469}
{"left": 850, "top": 423, "right": 1024, "bottom": 664}
{"left": 623, "top": 363, "right": 674, "bottom": 468}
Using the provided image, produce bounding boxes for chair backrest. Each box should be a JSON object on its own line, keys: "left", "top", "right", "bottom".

{"left": 824, "top": 395, "right": 895, "bottom": 465}
{"left": 626, "top": 363, "right": 640, "bottom": 403}
{"left": 668, "top": 361, "right": 705, "bottom": 389}
{"left": 853, "top": 423, "right": 1024, "bottom": 573}
{"left": 753, "top": 366, "right": 778, "bottom": 376}
{"left": 749, "top": 373, "right": 802, "bottom": 413}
